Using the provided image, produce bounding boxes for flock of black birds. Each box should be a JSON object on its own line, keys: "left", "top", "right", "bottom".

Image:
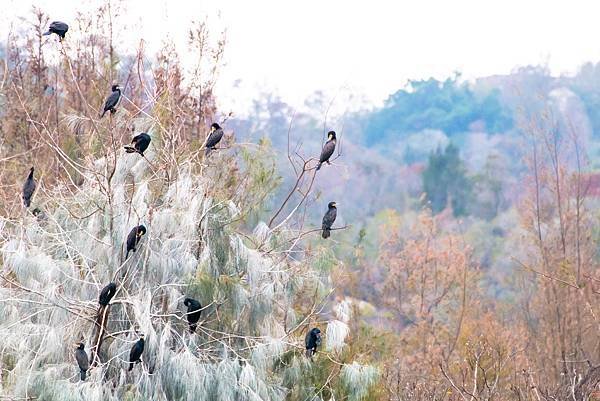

{"left": 22, "top": 20, "right": 340, "bottom": 381}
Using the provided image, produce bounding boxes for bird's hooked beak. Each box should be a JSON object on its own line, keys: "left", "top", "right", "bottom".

{"left": 328, "top": 133, "right": 333, "bottom": 140}
{"left": 210, "top": 126, "right": 216, "bottom": 133}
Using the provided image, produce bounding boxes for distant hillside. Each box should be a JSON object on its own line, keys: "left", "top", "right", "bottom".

{"left": 229, "top": 63, "right": 600, "bottom": 224}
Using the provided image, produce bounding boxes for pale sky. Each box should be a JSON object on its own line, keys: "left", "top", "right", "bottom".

{"left": 5, "top": 0, "right": 600, "bottom": 114}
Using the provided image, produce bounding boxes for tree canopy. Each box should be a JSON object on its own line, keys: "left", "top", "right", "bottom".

{"left": 363, "top": 76, "right": 513, "bottom": 145}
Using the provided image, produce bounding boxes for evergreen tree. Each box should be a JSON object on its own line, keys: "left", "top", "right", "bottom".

{"left": 422, "top": 143, "right": 472, "bottom": 216}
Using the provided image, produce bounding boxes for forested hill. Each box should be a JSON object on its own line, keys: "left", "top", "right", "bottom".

{"left": 3, "top": 4, "right": 600, "bottom": 401}
{"left": 361, "top": 76, "right": 513, "bottom": 145}
{"left": 231, "top": 64, "right": 600, "bottom": 223}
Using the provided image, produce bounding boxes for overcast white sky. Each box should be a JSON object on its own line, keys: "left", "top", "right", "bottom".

{"left": 4, "top": 0, "right": 600, "bottom": 114}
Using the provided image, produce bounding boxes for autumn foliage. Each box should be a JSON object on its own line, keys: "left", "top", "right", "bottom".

{"left": 368, "top": 106, "right": 600, "bottom": 400}
{"left": 2, "top": 3, "right": 600, "bottom": 401}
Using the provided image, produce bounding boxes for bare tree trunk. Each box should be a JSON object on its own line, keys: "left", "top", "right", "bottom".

{"left": 90, "top": 305, "right": 111, "bottom": 367}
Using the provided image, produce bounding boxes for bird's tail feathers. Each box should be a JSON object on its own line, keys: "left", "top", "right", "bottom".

{"left": 190, "top": 324, "right": 197, "bottom": 333}
{"left": 129, "top": 362, "right": 134, "bottom": 371}
{"left": 124, "top": 146, "right": 136, "bottom": 153}
{"left": 80, "top": 369, "right": 86, "bottom": 381}
{"left": 100, "top": 110, "right": 106, "bottom": 118}
{"left": 306, "top": 349, "right": 313, "bottom": 358}
{"left": 43, "top": 31, "right": 51, "bottom": 36}
{"left": 316, "top": 162, "right": 322, "bottom": 171}
{"left": 322, "top": 229, "right": 330, "bottom": 239}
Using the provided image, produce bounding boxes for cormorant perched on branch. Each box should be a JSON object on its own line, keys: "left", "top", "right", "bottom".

{"left": 204, "top": 123, "right": 224, "bottom": 155}
{"left": 43, "top": 21, "right": 69, "bottom": 40}
{"left": 321, "top": 202, "right": 337, "bottom": 239}
{"left": 305, "top": 328, "right": 322, "bottom": 358}
{"left": 22, "top": 167, "right": 36, "bottom": 208}
{"left": 98, "top": 283, "right": 117, "bottom": 306}
{"left": 316, "top": 131, "right": 336, "bottom": 171}
{"left": 129, "top": 335, "right": 145, "bottom": 371}
{"left": 125, "top": 225, "right": 146, "bottom": 258}
{"left": 74, "top": 343, "right": 89, "bottom": 381}
{"left": 100, "top": 85, "right": 121, "bottom": 118}
{"left": 124, "top": 133, "right": 151, "bottom": 156}
{"left": 183, "top": 298, "right": 202, "bottom": 333}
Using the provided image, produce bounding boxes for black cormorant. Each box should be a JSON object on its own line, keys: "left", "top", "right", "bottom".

{"left": 129, "top": 335, "right": 145, "bottom": 371}
{"left": 124, "top": 133, "right": 151, "bottom": 156}
{"left": 204, "top": 123, "right": 224, "bottom": 155}
{"left": 98, "top": 283, "right": 117, "bottom": 306}
{"left": 125, "top": 225, "right": 146, "bottom": 258}
{"left": 321, "top": 202, "right": 337, "bottom": 239}
{"left": 43, "top": 21, "right": 68, "bottom": 40}
{"left": 316, "top": 131, "right": 337, "bottom": 170}
{"left": 22, "top": 167, "right": 36, "bottom": 208}
{"left": 183, "top": 298, "right": 202, "bottom": 333}
{"left": 74, "top": 343, "right": 89, "bottom": 381}
{"left": 305, "top": 327, "right": 322, "bottom": 358}
{"left": 100, "top": 85, "right": 121, "bottom": 118}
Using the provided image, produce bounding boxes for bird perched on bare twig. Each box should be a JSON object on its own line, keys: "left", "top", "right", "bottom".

{"left": 321, "top": 202, "right": 337, "bottom": 239}
{"left": 43, "top": 21, "right": 69, "bottom": 40}
{"left": 183, "top": 298, "right": 202, "bottom": 333}
{"left": 316, "top": 131, "right": 337, "bottom": 170}
{"left": 129, "top": 335, "right": 145, "bottom": 371}
{"left": 74, "top": 343, "right": 89, "bottom": 381}
{"left": 125, "top": 225, "right": 146, "bottom": 259}
{"left": 204, "top": 123, "right": 224, "bottom": 155}
{"left": 22, "top": 167, "right": 36, "bottom": 208}
{"left": 124, "top": 133, "right": 151, "bottom": 156}
{"left": 305, "top": 328, "right": 322, "bottom": 358}
{"left": 100, "top": 85, "right": 121, "bottom": 118}
{"left": 98, "top": 283, "right": 117, "bottom": 306}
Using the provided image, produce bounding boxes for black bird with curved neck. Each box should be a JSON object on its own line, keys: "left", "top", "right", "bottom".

{"left": 316, "top": 131, "right": 337, "bottom": 171}
{"left": 321, "top": 202, "right": 337, "bottom": 239}
{"left": 183, "top": 298, "right": 202, "bottom": 333}
{"left": 204, "top": 123, "right": 224, "bottom": 155}
{"left": 98, "top": 283, "right": 117, "bottom": 306}
{"left": 74, "top": 342, "right": 89, "bottom": 381}
{"left": 124, "top": 133, "right": 151, "bottom": 156}
{"left": 43, "top": 21, "right": 69, "bottom": 40}
{"left": 125, "top": 225, "right": 146, "bottom": 259}
{"left": 305, "top": 327, "right": 322, "bottom": 358}
{"left": 129, "top": 335, "right": 145, "bottom": 371}
{"left": 100, "top": 85, "right": 121, "bottom": 118}
{"left": 22, "top": 167, "right": 36, "bottom": 208}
